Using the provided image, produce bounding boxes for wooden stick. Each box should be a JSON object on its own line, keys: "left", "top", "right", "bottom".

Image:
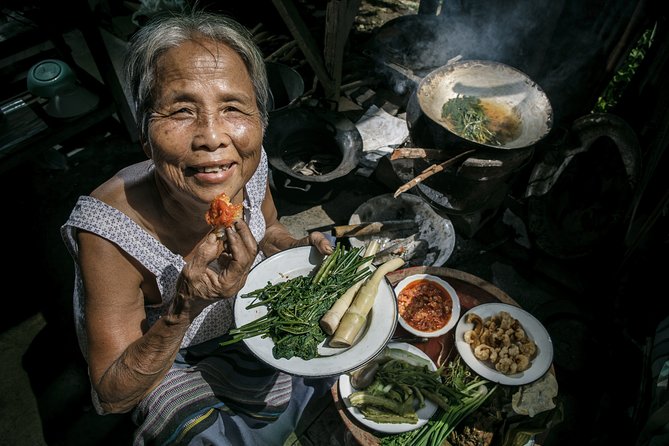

{"left": 390, "top": 147, "right": 453, "bottom": 161}
{"left": 333, "top": 220, "right": 417, "bottom": 238}
{"left": 265, "top": 39, "right": 297, "bottom": 61}
{"left": 393, "top": 149, "right": 476, "bottom": 198}
{"left": 249, "top": 23, "right": 264, "bottom": 35}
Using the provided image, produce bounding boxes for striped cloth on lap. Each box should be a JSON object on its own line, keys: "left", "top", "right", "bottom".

{"left": 132, "top": 341, "right": 293, "bottom": 445}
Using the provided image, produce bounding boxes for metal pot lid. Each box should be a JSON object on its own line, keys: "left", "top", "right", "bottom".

{"left": 347, "top": 193, "right": 456, "bottom": 267}
{"left": 265, "top": 62, "right": 304, "bottom": 111}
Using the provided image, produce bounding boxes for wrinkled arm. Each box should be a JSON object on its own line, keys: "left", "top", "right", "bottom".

{"left": 78, "top": 229, "right": 252, "bottom": 414}
{"left": 79, "top": 230, "right": 190, "bottom": 413}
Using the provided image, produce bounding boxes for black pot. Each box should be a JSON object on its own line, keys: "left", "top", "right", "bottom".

{"left": 525, "top": 113, "right": 641, "bottom": 258}
{"left": 264, "top": 107, "right": 362, "bottom": 204}
{"left": 413, "top": 149, "right": 533, "bottom": 215}
{"left": 266, "top": 62, "right": 304, "bottom": 111}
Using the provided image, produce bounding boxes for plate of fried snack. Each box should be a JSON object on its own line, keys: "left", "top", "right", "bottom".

{"left": 455, "top": 303, "right": 553, "bottom": 385}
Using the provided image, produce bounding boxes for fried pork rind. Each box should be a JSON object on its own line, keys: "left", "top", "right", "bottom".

{"left": 463, "top": 310, "right": 538, "bottom": 375}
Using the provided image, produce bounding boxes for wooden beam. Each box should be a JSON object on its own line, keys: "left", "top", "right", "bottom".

{"left": 323, "top": 0, "right": 361, "bottom": 101}
{"left": 271, "top": 0, "right": 334, "bottom": 97}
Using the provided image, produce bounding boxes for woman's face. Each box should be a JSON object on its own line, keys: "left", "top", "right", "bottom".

{"left": 145, "top": 38, "right": 263, "bottom": 206}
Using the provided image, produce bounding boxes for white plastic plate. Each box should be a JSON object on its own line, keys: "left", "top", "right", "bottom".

{"left": 234, "top": 246, "right": 397, "bottom": 377}
{"left": 338, "top": 342, "right": 438, "bottom": 434}
{"left": 455, "top": 303, "right": 553, "bottom": 385}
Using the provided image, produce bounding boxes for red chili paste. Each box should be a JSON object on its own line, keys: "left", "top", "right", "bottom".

{"left": 398, "top": 279, "right": 453, "bottom": 332}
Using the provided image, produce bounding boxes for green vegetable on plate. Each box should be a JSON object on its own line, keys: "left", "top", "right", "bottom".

{"left": 220, "top": 243, "right": 373, "bottom": 360}
{"left": 380, "top": 357, "right": 497, "bottom": 446}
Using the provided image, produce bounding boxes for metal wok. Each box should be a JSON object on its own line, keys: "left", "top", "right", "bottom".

{"left": 416, "top": 59, "right": 553, "bottom": 149}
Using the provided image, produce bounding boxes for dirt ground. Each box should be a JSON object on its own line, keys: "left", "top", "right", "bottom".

{"left": 354, "top": 0, "right": 419, "bottom": 33}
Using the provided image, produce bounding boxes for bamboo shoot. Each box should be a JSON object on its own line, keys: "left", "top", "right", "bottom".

{"left": 329, "top": 257, "right": 405, "bottom": 347}
{"left": 320, "top": 240, "right": 380, "bottom": 335}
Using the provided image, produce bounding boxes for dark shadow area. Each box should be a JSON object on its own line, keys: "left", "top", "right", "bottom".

{"left": 13, "top": 118, "right": 144, "bottom": 445}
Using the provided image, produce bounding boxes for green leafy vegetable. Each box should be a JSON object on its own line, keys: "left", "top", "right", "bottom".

{"left": 594, "top": 24, "right": 655, "bottom": 112}
{"left": 220, "top": 244, "right": 373, "bottom": 360}
{"left": 441, "top": 95, "right": 502, "bottom": 146}
{"left": 348, "top": 356, "right": 457, "bottom": 422}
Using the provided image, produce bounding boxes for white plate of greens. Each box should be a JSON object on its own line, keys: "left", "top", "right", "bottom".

{"left": 338, "top": 342, "right": 438, "bottom": 434}
{"left": 230, "top": 246, "right": 398, "bottom": 377}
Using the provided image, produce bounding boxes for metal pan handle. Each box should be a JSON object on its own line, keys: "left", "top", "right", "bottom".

{"left": 283, "top": 178, "right": 311, "bottom": 192}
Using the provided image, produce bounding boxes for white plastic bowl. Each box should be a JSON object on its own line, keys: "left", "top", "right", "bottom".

{"left": 394, "top": 273, "right": 461, "bottom": 337}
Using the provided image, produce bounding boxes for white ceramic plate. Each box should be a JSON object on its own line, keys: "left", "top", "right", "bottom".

{"left": 348, "top": 193, "right": 455, "bottom": 267}
{"left": 394, "top": 273, "right": 461, "bottom": 337}
{"left": 455, "top": 303, "right": 553, "bottom": 385}
{"left": 234, "top": 246, "right": 397, "bottom": 377}
{"left": 338, "top": 342, "right": 438, "bottom": 434}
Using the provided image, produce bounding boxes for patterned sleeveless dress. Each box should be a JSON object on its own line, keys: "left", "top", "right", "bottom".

{"left": 61, "top": 151, "right": 335, "bottom": 445}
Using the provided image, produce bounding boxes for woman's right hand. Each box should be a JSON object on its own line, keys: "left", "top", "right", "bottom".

{"left": 170, "top": 220, "right": 258, "bottom": 321}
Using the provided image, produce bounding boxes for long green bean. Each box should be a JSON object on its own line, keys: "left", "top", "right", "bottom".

{"left": 220, "top": 244, "right": 373, "bottom": 360}
{"left": 380, "top": 357, "right": 496, "bottom": 446}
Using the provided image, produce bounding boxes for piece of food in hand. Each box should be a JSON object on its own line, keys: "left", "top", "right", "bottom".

{"left": 205, "top": 192, "right": 243, "bottom": 236}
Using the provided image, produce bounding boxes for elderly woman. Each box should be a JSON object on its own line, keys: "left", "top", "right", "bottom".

{"left": 61, "top": 10, "right": 334, "bottom": 445}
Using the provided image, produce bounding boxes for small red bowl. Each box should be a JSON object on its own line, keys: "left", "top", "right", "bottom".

{"left": 394, "top": 274, "right": 461, "bottom": 338}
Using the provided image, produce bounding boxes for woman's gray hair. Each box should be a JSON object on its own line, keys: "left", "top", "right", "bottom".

{"left": 124, "top": 10, "right": 269, "bottom": 141}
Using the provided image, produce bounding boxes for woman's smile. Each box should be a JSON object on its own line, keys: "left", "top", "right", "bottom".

{"left": 186, "top": 161, "right": 238, "bottom": 184}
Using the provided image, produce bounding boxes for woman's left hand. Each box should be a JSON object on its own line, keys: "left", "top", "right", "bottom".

{"left": 260, "top": 222, "right": 334, "bottom": 257}
{"left": 297, "top": 231, "right": 334, "bottom": 255}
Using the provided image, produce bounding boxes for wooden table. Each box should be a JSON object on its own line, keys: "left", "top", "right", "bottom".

{"left": 331, "top": 265, "right": 553, "bottom": 445}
